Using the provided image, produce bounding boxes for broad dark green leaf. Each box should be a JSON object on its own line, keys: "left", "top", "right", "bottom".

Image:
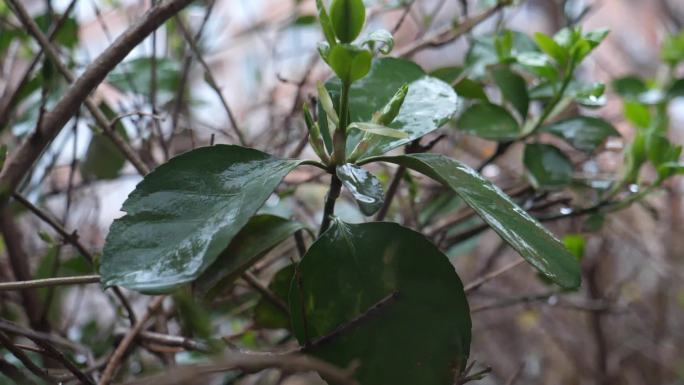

{"left": 101, "top": 145, "right": 303, "bottom": 293}
{"left": 325, "top": 58, "right": 460, "bottom": 158}
{"left": 81, "top": 104, "right": 127, "bottom": 180}
{"left": 364, "top": 153, "right": 581, "bottom": 289}
{"left": 195, "top": 215, "right": 306, "bottom": 297}
{"left": 336, "top": 164, "right": 384, "bottom": 216}
{"left": 254, "top": 264, "right": 294, "bottom": 329}
{"left": 542, "top": 116, "right": 619, "bottom": 153}
{"left": 492, "top": 67, "right": 529, "bottom": 119}
{"left": 429, "top": 66, "right": 463, "bottom": 83}
{"left": 523, "top": 143, "right": 573, "bottom": 189}
{"left": 457, "top": 103, "right": 520, "bottom": 140}
{"left": 290, "top": 221, "right": 471, "bottom": 385}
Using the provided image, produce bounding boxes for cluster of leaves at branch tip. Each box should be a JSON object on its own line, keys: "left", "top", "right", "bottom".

{"left": 96, "top": 3, "right": 654, "bottom": 384}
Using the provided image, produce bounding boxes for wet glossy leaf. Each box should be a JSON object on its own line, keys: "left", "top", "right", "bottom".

{"left": 366, "top": 153, "right": 581, "bottom": 289}
{"left": 195, "top": 215, "right": 306, "bottom": 297}
{"left": 457, "top": 103, "right": 520, "bottom": 141}
{"left": 101, "top": 145, "right": 303, "bottom": 293}
{"left": 254, "top": 264, "right": 294, "bottom": 329}
{"left": 329, "top": 0, "right": 366, "bottom": 43}
{"left": 325, "top": 58, "right": 459, "bottom": 158}
{"left": 542, "top": 116, "right": 619, "bottom": 153}
{"left": 336, "top": 164, "right": 384, "bottom": 216}
{"left": 523, "top": 143, "right": 573, "bottom": 189}
{"left": 492, "top": 67, "right": 529, "bottom": 119}
{"left": 290, "top": 221, "right": 471, "bottom": 385}
{"left": 516, "top": 52, "right": 558, "bottom": 82}
{"left": 361, "top": 29, "right": 394, "bottom": 54}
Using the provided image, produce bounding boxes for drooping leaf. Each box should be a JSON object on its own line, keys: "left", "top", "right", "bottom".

{"left": 101, "top": 145, "right": 303, "bottom": 293}
{"left": 363, "top": 153, "right": 581, "bottom": 289}
{"left": 457, "top": 102, "right": 521, "bottom": 140}
{"left": 542, "top": 116, "right": 619, "bottom": 153}
{"left": 254, "top": 264, "right": 295, "bottom": 329}
{"left": 523, "top": 143, "right": 573, "bottom": 189}
{"left": 290, "top": 221, "right": 471, "bottom": 385}
{"left": 195, "top": 215, "right": 306, "bottom": 297}
{"left": 324, "top": 58, "right": 460, "bottom": 158}
{"left": 336, "top": 164, "right": 384, "bottom": 216}
{"left": 492, "top": 67, "right": 529, "bottom": 119}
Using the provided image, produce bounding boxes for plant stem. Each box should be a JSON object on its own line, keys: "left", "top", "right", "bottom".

{"left": 320, "top": 81, "right": 352, "bottom": 235}
{"left": 319, "top": 175, "right": 342, "bottom": 235}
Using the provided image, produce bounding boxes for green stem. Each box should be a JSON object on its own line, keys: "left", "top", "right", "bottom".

{"left": 332, "top": 82, "right": 351, "bottom": 165}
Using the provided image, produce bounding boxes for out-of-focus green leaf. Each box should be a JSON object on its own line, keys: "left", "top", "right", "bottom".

{"left": 457, "top": 103, "right": 520, "bottom": 140}
{"left": 465, "top": 30, "right": 537, "bottom": 77}
{"left": 612, "top": 76, "right": 648, "bottom": 99}
{"left": 454, "top": 78, "right": 488, "bottom": 101}
{"left": 523, "top": 143, "right": 573, "bottom": 189}
{"left": 290, "top": 221, "right": 471, "bottom": 385}
{"left": 492, "top": 67, "right": 529, "bottom": 118}
{"left": 563, "top": 234, "right": 585, "bottom": 261}
{"left": 542, "top": 116, "right": 619, "bottom": 153}
{"left": 661, "top": 30, "right": 684, "bottom": 65}
{"left": 80, "top": 104, "right": 127, "bottom": 180}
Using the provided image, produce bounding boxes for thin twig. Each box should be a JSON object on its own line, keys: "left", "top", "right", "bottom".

{"left": 242, "top": 272, "right": 290, "bottom": 315}
{"left": 175, "top": 17, "right": 247, "bottom": 145}
{"left": 0, "top": 0, "right": 195, "bottom": 204}
{"left": 0, "top": 275, "right": 100, "bottom": 291}
{"left": 0, "top": 331, "right": 55, "bottom": 383}
{"left": 98, "top": 296, "right": 166, "bottom": 385}
{"left": 464, "top": 258, "right": 525, "bottom": 293}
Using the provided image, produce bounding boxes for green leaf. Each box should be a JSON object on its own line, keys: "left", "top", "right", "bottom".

{"left": 100, "top": 145, "right": 303, "bottom": 293}
{"left": 542, "top": 116, "right": 619, "bottom": 153}
{"left": 624, "top": 101, "right": 651, "bottom": 129}
{"left": 562, "top": 234, "right": 585, "bottom": 261}
{"left": 465, "top": 30, "right": 537, "bottom": 77}
{"left": 336, "top": 164, "right": 384, "bottom": 216}
{"left": 349, "top": 122, "right": 409, "bottom": 139}
{"left": 492, "top": 67, "right": 529, "bottom": 119}
{"left": 254, "top": 264, "right": 294, "bottom": 329}
{"left": 316, "top": 0, "right": 337, "bottom": 47}
{"left": 293, "top": 14, "right": 317, "bottom": 26}
{"left": 80, "top": 103, "right": 127, "bottom": 180}
{"left": 612, "top": 76, "right": 648, "bottom": 99}
{"left": 661, "top": 30, "right": 684, "bottom": 65}
{"left": 195, "top": 215, "right": 306, "bottom": 297}
{"left": 290, "top": 221, "right": 471, "bottom": 385}
{"left": 328, "top": 44, "right": 372, "bottom": 84}
{"left": 326, "top": 58, "right": 460, "bottom": 158}
{"left": 457, "top": 103, "right": 520, "bottom": 141}
{"left": 364, "top": 153, "right": 581, "bottom": 289}
{"left": 108, "top": 57, "right": 181, "bottom": 101}
{"left": 429, "top": 66, "right": 463, "bottom": 83}
{"left": 523, "top": 143, "right": 573, "bottom": 189}
{"left": 533, "top": 32, "right": 567, "bottom": 65}
{"left": 454, "top": 78, "right": 488, "bottom": 101}
{"left": 329, "top": 0, "right": 366, "bottom": 43}
{"left": 516, "top": 52, "right": 558, "bottom": 82}
{"left": 667, "top": 78, "right": 684, "bottom": 99}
